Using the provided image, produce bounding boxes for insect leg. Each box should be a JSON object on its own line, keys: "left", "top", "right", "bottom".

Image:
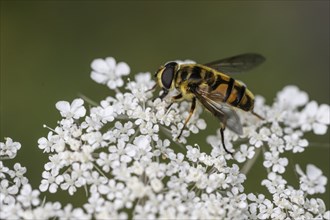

{"left": 166, "top": 102, "right": 174, "bottom": 111}
{"left": 177, "top": 97, "right": 196, "bottom": 140}
{"left": 159, "top": 89, "right": 169, "bottom": 100}
{"left": 251, "top": 111, "right": 264, "bottom": 120}
{"left": 146, "top": 83, "right": 157, "bottom": 92}
{"left": 171, "top": 93, "right": 183, "bottom": 101}
{"left": 220, "top": 127, "right": 233, "bottom": 154}
{"left": 165, "top": 93, "right": 183, "bottom": 110}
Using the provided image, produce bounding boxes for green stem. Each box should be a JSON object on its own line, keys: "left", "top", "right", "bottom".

{"left": 241, "top": 146, "right": 262, "bottom": 175}
{"left": 160, "top": 126, "right": 185, "bottom": 150}
{"left": 78, "top": 93, "right": 98, "bottom": 106}
{"left": 308, "top": 142, "right": 330, "bottom": 148}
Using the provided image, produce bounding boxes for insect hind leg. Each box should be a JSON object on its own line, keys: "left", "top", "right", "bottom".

{"left": 220, "top": 127, "right": 233, "bottom": 154}
{"left": 177, "top": 97, "right": 196, "bottom": 140}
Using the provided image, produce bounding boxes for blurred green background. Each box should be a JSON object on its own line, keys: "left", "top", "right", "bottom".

{"left": 1, "top": 1, "right": 329, "bottom": 207}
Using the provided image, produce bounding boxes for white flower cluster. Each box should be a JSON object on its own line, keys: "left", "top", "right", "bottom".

{"left": 0, "top": 57, "right": 329, "bottom": 219}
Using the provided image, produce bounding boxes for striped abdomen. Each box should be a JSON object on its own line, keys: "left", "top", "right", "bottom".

{"left": 177, "top": 64, "right": 255, "bottom": 112}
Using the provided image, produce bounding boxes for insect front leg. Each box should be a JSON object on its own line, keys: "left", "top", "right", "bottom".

{"left": 177, "top": 97, "right": 196, "bottom": 140}
{"left": 158, "top": 89, "right": 169, "bottom": 100}
{"left": 166, "top": 93, "right": 183, "bottom": 110}
{"left": 152, "top": 89, "right": 168, "bottom": 102}
{"left": 146, "top": 83, "right": 157, "bottom": 92}
{"left": 171, "top": 93, "right": 183, "bottom": 101}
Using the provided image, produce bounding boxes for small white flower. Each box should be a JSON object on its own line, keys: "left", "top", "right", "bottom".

{"left": 55, "top": 98, "right": 86, "bottom": 119}
{"left": 44, "top": 154, "right": 65, "bottom": 172}
{"left": 170, "top": 123, "right": 189, "bottom": 144}
{"left": 91, "top": 57, "right": 130, "bottom": 90}
{"left": 60, "top": 172, "right": 81, "bottom": 195}
{"left": 153, "top": 139, "right": 174, "bottom": 158}
{"left": 0, "top": 138, "right": 21, "bottom": 159}
{"left": 261, "top": 172, "right": 287, "bottom": 194}
{"left": 6, "top": 163, "right": 28, "bottom": 187}
{"left": 188, "top": 118, "right": 207, "bottom": 134}
{"left": 113, "top": 93, "right": 139, "bottom": 116}
{"left": 132, "top": 135, "right": 153, "bottom": 164}
{"left": 39, "top": 170, "right": 64, "bottom": 193}
{"left": 130, "top": 161, "right": 144, "bottom": 176}
{"left": 198, "top": 153, "right": 214, "bottom": 167}
{"left": 38, "top": 132, "right": 55, "bottom": 153}
{"left": 0, "top": 179, "right": 19, "bottom": 205}
{"left": 108, "top": 140, "right": 136, "bottom": 165}
{"left": 58, "top": 204, "right": 90, "bottom": 220}
{"left": 267, "top": 134, "right": 285, "bottom": 153}
{"left": 145, "top": 162, "right": 166, "bottom": 179}
{"left": 97, "top": 100, "right": 116, "bottom": 123}
{"left": 115, "top": 121, "right": 135, "bottom": 141}
{"left": 81, "top": 114, "right": 103, "bottom": 132}
{"left": 249, "top": 127, "right": 270, "bottom": 148}
{"left": 248, "top": 193, "right": 266, "bottom": 205}
{"left": 150, "top": 178, "right": 163, "bottom": 193}
{"left": 126, "top": 72, "right": 154, "bottom": 101}
{"left": 83, "top": 192, "right": 105, "bottom": 214}
{"left": 206, "top": 172, "right": 227, "bottom": 193}
{"left": 263, "top": 151, "right": 288, "bottom": 174}
{"left": 17, "top": 184, "right": 40, "bottom": 207}
{"left": 300, "top": 101, "right": 330, "bottom": 135}
{"left": 287, "top": 189, "right": 305, "bottom": 206}
{"left": 304, "top": 198, "right": 327, "bottom": 216}
{"left": 96, "top": 152, "right": 112, "bottom": 173}
{"left": 283, "top": 132, "right": 308, "bottom": 153}
{"left": 105, "top": 179, "right": 123, "bottom": 202}
{"left": 296, "top": 164, "right": 327, "bottom": 195}
{"left": 257, "top": 199, "right": 281, "bottom": 219}
{"left": 0, "top": 161, "right": 9, "bottom": 179}
{"left": 87, "top": 171, "right": 109, "bottom": 195}
{"left": 234, "top": 144, "right": 255, "bottom": 163}
{"left": 186, "top": 165, "right": 204, "bottom": 183}
{"left": 276, "top": 85, "right": 308, "bottom": 109}
{"left": 324, "top": 210, "right": 330, "bottom": 220}
{"left": 81, "top": 131, "right": 104, "bottom": 149}
{"left": 270, "top": 122, "right": 283, "bottom": 137}
{"left": 186, "top": 145, "right": 201, "bottom": 162}
{"left": 139, "top": 121, "right": 159, "bottom": 141}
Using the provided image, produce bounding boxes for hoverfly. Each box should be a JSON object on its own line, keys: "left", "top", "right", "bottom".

{"left": 151, "top": 53, "right": 265, "bottom": 154}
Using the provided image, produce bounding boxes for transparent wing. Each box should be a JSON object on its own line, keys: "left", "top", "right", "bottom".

{"left": 190, "top": 84, "right": 243, "bottom": 135}
{"left": 204, "top": 53, "right": 265, "bottom": 75}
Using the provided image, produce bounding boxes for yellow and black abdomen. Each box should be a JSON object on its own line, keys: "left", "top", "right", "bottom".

{"left": 175, "top": 64, "right": 255, "bottom": 112}
{"left": 201, "top": 65, "right": 255, "bottom": 112}
{"left": 228, "top": 81, "right": 254, "bottom": 111}
{"left": 210, "top": 72, "right": 254, "bottom": 111}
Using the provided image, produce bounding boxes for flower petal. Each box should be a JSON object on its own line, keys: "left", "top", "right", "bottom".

{"left": 91, "top": 58, "right": 109, "bottom": 73}
{"left": 306, "top": 164, "right": 322, "bottom": 181}
{"left": 316, "top": 104, "right": 330, "bottom": 124}
{"left": 312, "top": 123, "right": 327, "bottom": 135}
{"left": 91, "top": 71, "right": 108, "bottom": 84}
{"left": 55, "top": 101, "right": 70, "bottom": 114}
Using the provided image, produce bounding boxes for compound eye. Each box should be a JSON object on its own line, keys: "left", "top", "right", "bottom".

{"left": 161, "top": 62, "right": 177, "bottom": 89}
